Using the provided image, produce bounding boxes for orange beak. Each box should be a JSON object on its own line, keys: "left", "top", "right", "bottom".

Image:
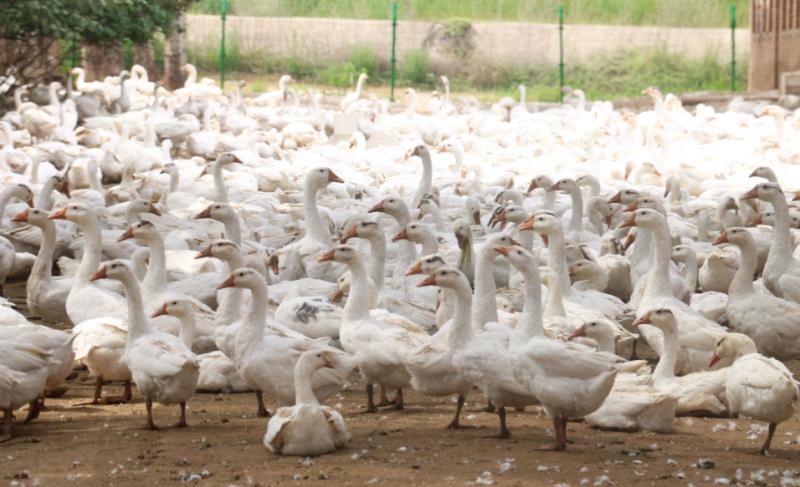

{"left": 405, "top": 261, "right": 423, "bottom": 276}
{"left": 541, "top": 234, "right": 549, "bottom": 247}
{"left": 547, "top": 183, "right": 559, "bottom": 192}
{"left": 517, "top": 216, "right": 534, "bottom": 232}
{"left": 792, "top": 191, "right": 800, "bottom": 202}
{"left": 618, "top": 213, "right": 637, "bottom": 229}
{"left": 568, "top": 264, "right": 577, "bottom": 275}
{"left": 90, "top": 266, "right": 108, "bottom": 282}
{"left": 195, "top": 245, "right": 212, "bottom": 259}
{"left": 194, "top": 205, "right": 212, "bottom": 219}
{"left": 340, "top": 226, "right": 358, "bottom": 243}
{"left": 149, "top": 205, "right": 162, "bottom": 217}
{"left": 748, "top": 214, "right": 763, "bottom": 226}
{"left": 117, "top": 227, "right": 134, "bottom": 242}
{"left": 392, "top": 228, "right": 409, "bottom": 242}
{"left": 632, "top": 311, "right": 652, "bottom": 327}
{"left": 328, "top": 171, "right": 344, "bottom": 184}
{"left": 622, "top": 231, "right": 636, "bottom": 251}
{"left": 567, "top": 324, "right": 586, "bottom": 340}
{"left": 605, "top": 214, "right": 613, "bottom": 228}
{"left": 526, "top": 180, "right": 537, "bottom": 194}
{"left": 493, "top": 245, "right": 512, "bottom": 257}
{"left": 217, "top": 275, "right": 236, "bottom": 289}
{"left": 368, "top": 201, "right": 385, "bottom": 213}
{"left": 434, "top": 144, "right": 446, "bottom": 153}
{"left": 151, "top": 303, "right": 169, "bottom": 318}
{"left": 741, "top": 186, "right": 758, "bottom": 200}
{"left": 607, "top": 191, "right": 622, "bottom": 204}
{"left": 748, "top": 168, "right": 760, "bottom": 178}
{"left": 623, "top": 202, "right": 638, "bottom": 212}
{"left": 269, "top": 254, "right": 279, "bottom": 275}
{"left": 329, "top": 289, "right": 344, "bottom": 303}
{"left": 417, "top": 274, "right": 437, "bottom": 287}
{"left": 317, "top": 249, "right": 335, "bottom": 262}
{"left": 323, "top": 359, "right": 335, "bottom": 369}
{"left": 11, "top": 209, "right": 29, "bottom": 223}
{"left": 48, "top": 207, "right": 68, "bottom": 220}
{"left": 708, "top": 353, "right": 721, "bottom": 368}
{"left": 488, "top": 211, "right": 506, "bottom": 228}
{"left": 59, "top": 180, "right": 70, "bottom": 198}
{"left": 713, "top": 230, "right": 729, "bottom": 245}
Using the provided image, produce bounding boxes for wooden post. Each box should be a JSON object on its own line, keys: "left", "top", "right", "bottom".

{"left": 164, "top": 10, "right": 187, "bottom": 90}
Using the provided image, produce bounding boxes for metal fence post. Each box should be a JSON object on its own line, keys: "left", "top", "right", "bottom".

{"left": 390, "top": 1, "right": 398, "bottom": 102}
{"left": 558, "top": 5, "right": 564, "bottom": 103}
{"left": 730, "top": 3, "right": 736, "bottom": 91}
{"left": 220, "top": 0, "right": 228, "bottom": 88}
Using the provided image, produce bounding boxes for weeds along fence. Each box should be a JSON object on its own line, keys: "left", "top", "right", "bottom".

{"left": 187, "top": 1, "right": 750, "bottom": 101}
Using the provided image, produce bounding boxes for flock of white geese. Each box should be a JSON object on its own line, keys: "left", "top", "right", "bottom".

{"left": 1, "top": 65, "right": 799, "bottom": 456}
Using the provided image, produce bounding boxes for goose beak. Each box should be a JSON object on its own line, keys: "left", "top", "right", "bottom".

{"left": 708, "top": 353, "right": 721, "bottom": 368}
{"left": 568, "top": 264, "right": 577, "bottom": 275}
{"left": 117, "top": 227, "right": 134, "bottom": 242}
{"left": 793, "top": 192, "right": 800, "bottom": 202}
{"left": 328, "top": 171, "right": 344, "bottom": 183}
{"left": 713, "top": 230, "right": 729, "bottom": 245}
{"left": 404, "top": 261, "right": 423, "bottom": 276}
{"left": 622, "top": 231, "right": 636, "bottom": 251}
{"left": 317, "top": 249, "right": 335, "bottom": 262}
{"left": 368, "top": 201, "right": 384, "bottom": 213}
{"left": 194, "top": 206, "right": 212, "bottom": 219}
{"left": 748, "top": 214, "right": 763, "bottom": 226}
{"left": 151, "top": 303, "right": 169, "bottom": 318}
{"left": 268, "top": 254, "right": 279, "bottom": 275}
{"left": 434, "top": 144, "right": 446, "bottom": 153}
{"left": 741, "top": 186, "right": 758, "bottom": 200}
{"left": 195, "top": 245, "right": 212, "bottom": 259}
{"left": 329, "top": 288, "right": 344, "bottom": 303}
{"left": 547, "top": 183, "right": 559, "bottom": 192}
{"left": 541, "top": 234, "right": 549, "bottom": 246}
{"left": 526, "top": 180, "right": 537, "bottom": 194}
{"left": 392, "top": 229, "right": 409, "bottom": 242}
{"left": 605, "top": 215, "right": 613, "bottom": 228}
{"left": 90, "top": 266, "right": 108, "bottom": 282}
{"left": 567, "top": 324, "right": 586, "bottom": 340}
{"left": 488, "top": 210, "right": 506, "bottom": 228}
{"left": 748, "top": 168, "right": 761, "bottom": 178}
{"left": 493, "top": 245, "right": 512, "bottom": 257}
{"left": 607, "top": 191, "right": 622, "bottom": 204}
{"left": 11, "top": 209, "right": 29, "bottom": 223}
{"left": 48, "top": 207, "right": 68, "bottom": 220}
{"left": 623, "top": 202, "right": 638, "bottom": 212}
{"left": 619, "top": 213, "right": 637, "bottom": 228}
{"left": 149, "top": 205, "right": 162, "bottom": 217}
{"left": 323, "top": 357, "right": 336, "bottom": 369}
{"left": 199, "top": 166, "right": 208, "bottom": 177}
{"left": 632, "top": 311, "right": 652, "bottom": 327}
{"left": 340, "top": 226, "right": 358, "bottom": 243}
{"left": 517, "top": 216, "right": 534, "bottom": 232}
{"left": 217, "top": 275, "right": 236, "bottom": 289}
{"left": 58, "top": 180, "right": 70, "bottom": 198}
{"left": 417, "top": 274, "right": 437, "bottom": 287}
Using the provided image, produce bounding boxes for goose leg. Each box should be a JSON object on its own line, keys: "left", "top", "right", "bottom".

{"left": 497, "top": 407, "right": 510, "bottom": 438}
{"left": 446, "top": 395, "right": 465, "bottom": 429}
{"left": 760, "top": 423, "right": 777, "bottom": 455}
{"left": 539, "top": 415, "right": 567, "bottom": 450}
{"left": 176, "top": 402, "right": 187, "bottom": 428}
{"left": 365, "top": 383, "right": 377, "bottom": 413}
{"left": 145, "top": 399, "right": 158, "bottom": 430}
{"left": 483, "top": 399, "right": 496, "bottom": 413}
{"left": 93, "top": 376, "right": 104, "bottom": 404}
{"left": 377, "top": 386, "right": 393, "bottom": 407}
{"left": 0, "top": 407, "right": 12, "bottom": 443}
{"left": 255, "top": 390, "right": 270, "bottom": 417}
{"left": 392, "top": 389, "right": 404, "bottom": 410}
{"left": 23, "top": 399, "right": 40, "bottom": 423}
{"left": 122, "top": 381, "right": 132, "bottom": 402}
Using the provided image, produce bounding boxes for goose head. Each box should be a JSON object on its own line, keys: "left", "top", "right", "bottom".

{"left": 195, "top": 239, "right": 241, "bottom": 263}
{"left": 297, "top": 350, "right": 337, "bottom": 374}
{"left": 392, "top": 222, "right": 434, "bottom": 244}
{"left": 526, "top": 175, "right": 553, "bottom": 194}
{"left": 518, "top": 211, "right": 561, "bottom": 243}
{"left": 340, "top": 219, "right": 382, "bottom": 243}
{"left": 670, "top": 244, "right": 695, "bottom": 264}
{"left": 493, "top": 244, "right": 537, "bottom": 271}
{"left": 405, "top": 144, "right": 429, "bottom": 161}
{"left": 118, "top": 219, "right": 158, "bottom": 243}
{"left": 127, "top": 198, "right": 161, "bottom": 218}
{"left": 632, "top": 308, "right": 676, "bottom": 333}
{"left": 713, "top": 227, "right": 753, "bottom": 248}
{"left": 405, "top": 253, "right": 448, "bottom": 276}
{"left": 11, "top": 207, "right": 50, "bottom": 227}
{"left": 708, "top": 332, "right": 758, "bottom": 367}
{"left": 453, "top": 220, "right": 472, "bottom": 249}
{"left": 151, "top": 298, "right": 193, "bottom": 319}
{"left": 368, "top": 195, "right": 407, "bottom": 219}
{"left": 317, "top": 244, "right": 358, "bottom": 265}
{"left": 434, "top": 137, "right": 462, "bottom": 154}
{"left": 625, "top": 195, "right": 665, "bottom": 214}
{"left": 607, "top": 188, "right": 640, "bottom": 205}
{"left": 568, "top": 319, "right": 615, "bottom": 342}
{"left": 218, "top": 267, "right": 264, "bottom": 291}
{"left": 416, "top": 266, "right": 469, "bottom": 291}
{"left": 7, "top": 183, "right": 34, "bottom": 207}
{"left": 548, "top": 177, "right": 578, "bottom": 194}
{"left": 569, "top": 259, "right": 601, "bottom": 281}
{"left": 741, "top": 182, "right": 782, "bottom": 203}
{"left": 48, "top": 202, "right": 94, "bottom": 225}
{"left": 46, "top": 173, "right": 70, "bottom": 198}
{"left": 306, "top": 167, "right": 344, "bottom": 190}
{"left": 488, "top": 204, "right": 527, "bottom": 228}
{"left": 618, "top": 208, "right": 664, "bottom": 232}
{"left": 749, "top": 166, "right": 777, "bottom": 183}
{"left": 90, "top": 259, "right": 135, "bottom": 283}
{"left": 194, "top": 201, "right": 235, "bottom": 221}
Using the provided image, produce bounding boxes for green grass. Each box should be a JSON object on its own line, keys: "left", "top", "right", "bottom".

{"left": 192, "top": 0, "right": 749, "bottom": 28}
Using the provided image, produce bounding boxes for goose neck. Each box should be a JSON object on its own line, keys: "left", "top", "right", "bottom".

{"left": 212, "top": 160, "right": 229, "bottom": 202}
{"left": 472, "top": 244, "right": 499, "bottom": 328}
{"left": 448, "top": 278, "right": 475, "bottom": 351}
{"left": 37, "top": 179, "right": 56, "bottom": 210}
{"left": 643, "top": 220, "right": 673, "bottom": 300}
{"left": 240, "top": 279, "right": 268, "bottom": 348}
{"left": 215, "top": 252, "right": 246, "bottom": 326}
{"left": 545, "top": 229, "right": 571, "bottom": 296}
{"left": 567, "top": 187, "right": 583, "bottom": 232}
{"left": 220, "top": 214, "right": 242, "bottom": 246}
{"left": 303, "top": 178, "right": 332, "bottom": 243}
{"left": 767, "top": 196, "right": 792, "bottom": 261}
{"left": 412, "top": 150, "right": 433, "bottom": 208}
{"left": 652, "top": 326, "right": 678, "bottom": 380}
{"left": 415, "top": 231, "right": 439, "bottom": 256}
{"left": 293, "top": 357, "right": 321, "bottom": 406}
{"left": 518, "top": 264, "right": 544, "bottom": 338}
{"left": 141, "top": 233, "right": 168, "bottom": 293}
{"left": 343, "top": 256, "right": 371, "bottom": 320}
{"left": 29, "top": 220, "right": 56, "bottom": 286}
{"left": 729, "top": 239, "right": 757, "bottom": 297}
{"left": 679, "top": 256, "right": 697, "bottom": 292}
{"left": 178, "top": 311, "right": 196, "bottom": 349}
{"left": 119, "top": 273, "right": 153, "bottom": 341}
{"left": 366, "top": 234, "right": 386, "bottom": 289}
{"left": 76, "top": 214, "right": 103, "bottom": 284}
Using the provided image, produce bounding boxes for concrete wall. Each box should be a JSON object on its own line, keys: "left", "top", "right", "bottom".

{"left": 187, "top": 15, "right": 749, "bottom": 67}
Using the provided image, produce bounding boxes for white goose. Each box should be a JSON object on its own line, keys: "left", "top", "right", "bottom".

{"left": 0, "top": 341, "right": 52, "bottom": 442}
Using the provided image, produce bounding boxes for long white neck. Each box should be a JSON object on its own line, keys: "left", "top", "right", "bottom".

{"left": 566, "top": 187, "right": 584, "bottom": 232}
{"left": 652, "top": 327, "right": 678, "bottom": 380}
{"left": 696, "top": 210, "right": 710, "bottom": 241}
{"left": 677, "top": 255, "right": 697, "bottom": 292}
{"left": 76, "top": 214, "right": 103, "bottom": 284}
{"left": 472, "top": 243, "right": 499, "bottom": 328}
{"left": 343, "top": 255, "right": 371, "bottom": 320}
{"left": 294, "top": 356, "right": 321, "bottom": 406}
{"left": 764, "top": 195, "right": 793, "bottom": 279}
{"left": 119, "top": 272, "right": 153, "bottom": 341}
{"left": 643, "top": 220, "right": 673, "bottom": 301}
{"left": 37, "top": 179, "right": 57, "bottom": 210}
{"left": 593, "top": 331, "right": 616, "bottom": 353}
{"left": 412, "top": 231, "right": 439, "bottom": 256}
{"left": 220, "top": 213, "right": 242, "bottom": 246}
{"left": 412, "top": 150, "right": 433, "bottom": 208}
{"left": 304, "top": 179, "right": 331, "bottom": 244}
{"left": 355, "top": 76, "right": 366, "bottom": 98}
{"left": 2, "top": 123, "right": 13, "bottom": 150}
{"left": 185, "top": 66, "right": 197, "bottom": 86}
{"left": 215, "top": 251, "right": 246, "bottom": 326}
{"left": 141, "top": 233, "right": 168, "bottom": 294}
{"left": 544, "top": 273, "right": 568, "bottom": 318}
{"left": 178, "top": 311, "right": 196, "bottom": 349}
{"left": 29, "top": 219, "right": 57, "bottom": 288}
{"left": 451, "top": 144, "right": 464, "bottom": 174}
{"left": 546, "top": 229, "right": 572, "bottom": 297}
{"left": 448, "top": 277, "right": 475, "bottom": 351}
{"left": 238, "top": 278, "right": 268, "bottom": 353}
{"left": 212, "top": 160, "right": 229, "bottom": 202}
{"left": 423, "top": 203, "right": 445, "bottom": 232}
{"left": 729, "top": 239, "right": 757, "bottom": 297}
{"left": 517, "top": 263, "right": 544, "bottom": 339}
{"left": 366, "top": 234, "right": 386, "bottom": 290}
{"left": 168, "top": 167, "right": 179, "bottom": 193}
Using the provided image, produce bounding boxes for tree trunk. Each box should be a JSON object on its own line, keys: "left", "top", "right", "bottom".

{"left": 82, "top": 44, "right": 123, "bottom": 82}
{"left": 133, "top": 43, "right": 159, "bottom": 81}
{"left": 164, "top": 10, "right": 187, "bottom": 90}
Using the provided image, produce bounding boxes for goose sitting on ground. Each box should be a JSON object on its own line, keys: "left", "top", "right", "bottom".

{"left": 264, "top": 350, "right": 351, "bottom": 456}
{"left": 708, "top": 333, "right": 799, "bottom": 455}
